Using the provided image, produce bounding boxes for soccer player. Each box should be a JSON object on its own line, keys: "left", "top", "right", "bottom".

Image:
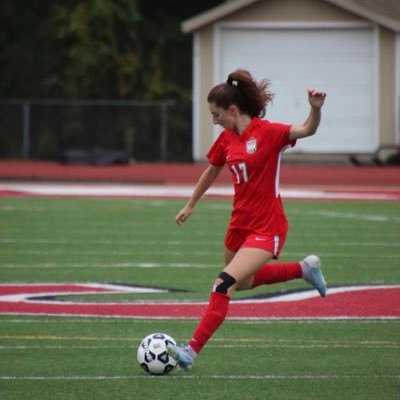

{"left": 168, "top": 69, "right": 327, "bottom": 370}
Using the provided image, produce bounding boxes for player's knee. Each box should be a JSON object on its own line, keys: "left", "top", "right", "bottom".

{"left": 213, "top": 271, "right": 236, "bottom": 294}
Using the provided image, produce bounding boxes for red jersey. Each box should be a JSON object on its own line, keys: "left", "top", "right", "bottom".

{"left": 207, "top": 117, "right": 295, "bottom": 236}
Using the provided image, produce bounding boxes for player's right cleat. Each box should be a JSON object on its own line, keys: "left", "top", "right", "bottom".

{"left": 167, "top": 343, "right": 196, "bottom": 371}
{"left": 301, "top": 255, "right": 327, "bottom": 297}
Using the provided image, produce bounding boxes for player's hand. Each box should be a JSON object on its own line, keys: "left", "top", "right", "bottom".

{"left": 308, "top": 89, "right": 326, "bottom": 109}
{"left": 175, "top": 206, "right": 193, "bottom": 226}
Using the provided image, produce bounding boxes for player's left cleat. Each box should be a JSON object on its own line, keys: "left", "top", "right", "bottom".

{"left": 167, "top": 343, "right": 196, "bottom": 371}
{"left": 301, "top": 255, "right": 327, "bottom": 297}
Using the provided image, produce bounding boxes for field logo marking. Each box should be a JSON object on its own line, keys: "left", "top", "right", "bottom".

{"left": 0, "top": 283, "right": 399, "bottom": 319}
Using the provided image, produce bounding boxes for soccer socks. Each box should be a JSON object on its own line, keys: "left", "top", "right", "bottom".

{"left": 188, "top": 291, "right": 230, "bottom": 354}
{"left": 187, "top": 264, "right": 301, "bottom": 355}
{"left": 251, "top": 262, "right": 302, "bottom": 288}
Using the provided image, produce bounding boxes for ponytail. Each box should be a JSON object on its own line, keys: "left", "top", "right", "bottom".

{"left": 207, "top": 69, "right": 274, "bottom": 118}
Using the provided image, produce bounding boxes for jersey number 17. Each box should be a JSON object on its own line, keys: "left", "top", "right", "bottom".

{"left": 230, "top": 162, "right": 248, "bottom": 184}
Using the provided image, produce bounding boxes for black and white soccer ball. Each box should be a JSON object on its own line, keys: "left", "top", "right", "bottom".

{"left": 137, "top": 333, "right": 177, "bottom": 375}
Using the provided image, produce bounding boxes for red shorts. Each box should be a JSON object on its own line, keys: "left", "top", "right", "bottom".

{"left": 224, "top": 228, "right": 287, "bottom": 259}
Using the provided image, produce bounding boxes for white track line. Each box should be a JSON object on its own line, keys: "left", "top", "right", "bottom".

{"left": 0, "top": 318, "right": 395, "bottom": 324}
{"left": 1, "top": 182, "right": 399, "bottom": 201}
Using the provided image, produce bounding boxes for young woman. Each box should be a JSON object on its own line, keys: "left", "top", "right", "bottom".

{"left": 168, "top": 69, "right": 327, "bottom": 370}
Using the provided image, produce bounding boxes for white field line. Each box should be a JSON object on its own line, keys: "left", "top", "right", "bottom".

{"left": 0, "top": 238, "right": 219, "bottom": 246}
{"left": 2, "top": 249, "right": 400, "bottom": 270}
{"left": 0, "top": 334, "right": 397, "bottom": 346}
{"left": 2, "top": 250, "right": 400, "bottom": 260}
{"left": 0, "top": 262, "right": 214, "bottom": 269}
{"left": 0, "top": 374, "right": 398, "bottom": 381}
{"left": 1, "top": 238, "right": 399, "bottom": 247}
{"left": 3, "top": 249, "right": 400, "bottom": 260}
{"left": 0, "top": 282, "right": 168, "bottom": 303}
{"left": 1, "top": 182, "right": 399, "bottom": 201}
{"left": 233, "top": 285, "right": 400, "bottom": 303}
{"left": 0, "top": 284, "right": 398, "bottom": 305}
{"left": 290, "top": 209, "right": 400, "bottom": 223}
{"left": 0, "top": 344, "right": 398, "bottom": 350}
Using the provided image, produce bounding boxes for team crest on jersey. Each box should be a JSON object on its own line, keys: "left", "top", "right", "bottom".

{"left": 246, "top": 138, "right": 257, "bottom": 154}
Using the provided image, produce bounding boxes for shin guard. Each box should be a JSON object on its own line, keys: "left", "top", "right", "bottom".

{"left": 189, "top": 291, "right": 230, "bottom": 354}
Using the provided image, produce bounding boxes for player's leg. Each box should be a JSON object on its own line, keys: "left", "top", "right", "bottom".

{"left": 249, "top": 261, "right": 302, "bottom": 288}
{"left": 233, "top": 233, "right": 326, "bottom": 296}
{"left": 168, "top": 248, "right": 273, "bottom": 370}
{"left": 235, "top": 232, "right": 300, "bottom": 290}
{"left": 236, "top": 257, "right": 326, "bottom": 296}
{"left": 224, "top": 247, "right": 236, "bottom": 266}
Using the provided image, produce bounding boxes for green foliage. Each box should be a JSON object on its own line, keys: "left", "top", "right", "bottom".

{"left": 0, "top": 0, "right": 225, "bottom": 160}
{"left": 0, "top": 0, "right": 225, "bottom": 100}
{"left": 53, "top": 0, "right": 142, "bottom": 98}
{"left": 0, "top": 0, "right": 59, "bottom": 97}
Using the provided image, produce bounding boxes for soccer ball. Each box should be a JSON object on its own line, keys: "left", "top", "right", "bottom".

{"left": 137, "top": 333, "right": 177, "bottom": 375}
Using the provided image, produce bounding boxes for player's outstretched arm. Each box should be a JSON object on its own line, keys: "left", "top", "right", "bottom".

{"left": 176, "top": 165, "right": 223, "bottom": 225}
{"left": 290, "top": 89, "right": 326, "bottom": 140}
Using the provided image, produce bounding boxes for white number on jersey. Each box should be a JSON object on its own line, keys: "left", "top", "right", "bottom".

{"left": 230, "top": 162, "right": 248, "bottom": 184}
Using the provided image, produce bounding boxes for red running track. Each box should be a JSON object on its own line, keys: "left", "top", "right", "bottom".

{"left": 0, "top": 161, "right": 399, "bottom": 187}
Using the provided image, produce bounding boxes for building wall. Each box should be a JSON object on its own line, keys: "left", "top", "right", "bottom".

{"left": 192, "top": 0, "right": 397, "bottom": 160}
{"left": 379, "top": 27, "right": 396, "bottom": 146}
{"left": 397, "top": 33, "right": 400, "bottom": 143}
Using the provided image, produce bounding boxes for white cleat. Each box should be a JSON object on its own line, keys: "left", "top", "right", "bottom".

{"left": 167, "top": 343, "right": 196, "bottom": 371}
{"left": 301, "top": 255, "right": 327, "bottom": 297}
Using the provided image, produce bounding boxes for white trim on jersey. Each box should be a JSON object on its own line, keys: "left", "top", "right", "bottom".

{"left": 273, "top": 235, "right": 279, "bottom": 257}
{"left": 275, "top": 145, "right": 290, "bottom": 198}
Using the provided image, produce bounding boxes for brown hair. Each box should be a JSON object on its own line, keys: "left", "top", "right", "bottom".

{"left": 207, "top": 69, "right": 274, "bottom": 118}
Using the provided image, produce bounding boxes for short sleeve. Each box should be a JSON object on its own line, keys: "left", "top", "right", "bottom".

{"left": 268, "top": 122, "right": 296, "bottom": 150}
{"left": 206, "top": 132, "right": 227, "bottom": 166}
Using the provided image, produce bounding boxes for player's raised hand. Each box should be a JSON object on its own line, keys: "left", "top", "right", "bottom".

{"left": 308, "top": 89, "right": 326, "bottom": 109}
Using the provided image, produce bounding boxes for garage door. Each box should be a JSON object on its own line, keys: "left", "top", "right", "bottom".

{"left": 217, "top": 26, "right": 377, "bottom": 153}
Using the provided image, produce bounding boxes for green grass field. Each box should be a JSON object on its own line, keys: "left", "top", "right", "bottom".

{"left": 0, "top": 197, "right": 399, "bottom": 399}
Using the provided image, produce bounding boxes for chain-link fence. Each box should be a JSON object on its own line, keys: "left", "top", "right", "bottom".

{"left": 0, "top": 99, "right": 192, "bottom": 162}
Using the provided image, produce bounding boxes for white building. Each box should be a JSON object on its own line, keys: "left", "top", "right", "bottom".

{"left": 182, "top": 0, "right": 400, "bottom": 162}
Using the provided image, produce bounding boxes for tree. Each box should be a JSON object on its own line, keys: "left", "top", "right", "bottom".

{"left": 0, "top": 0, "right": 224, "bottom": 100}
{"left": 53, "top": 0, "right": 142, "bottom": 98}
{"left": 0, "top": 0, "right": 225, "bottom": 160}
{"left": 0, "top": 0, "right": 61, "bottom": 97}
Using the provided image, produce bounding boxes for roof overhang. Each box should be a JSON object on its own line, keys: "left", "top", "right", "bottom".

{"left": 182, "top": 0, "right": 400, "bottom": 33}
{"left": 182, "top": 0, "right": 260, "bottom": 33}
